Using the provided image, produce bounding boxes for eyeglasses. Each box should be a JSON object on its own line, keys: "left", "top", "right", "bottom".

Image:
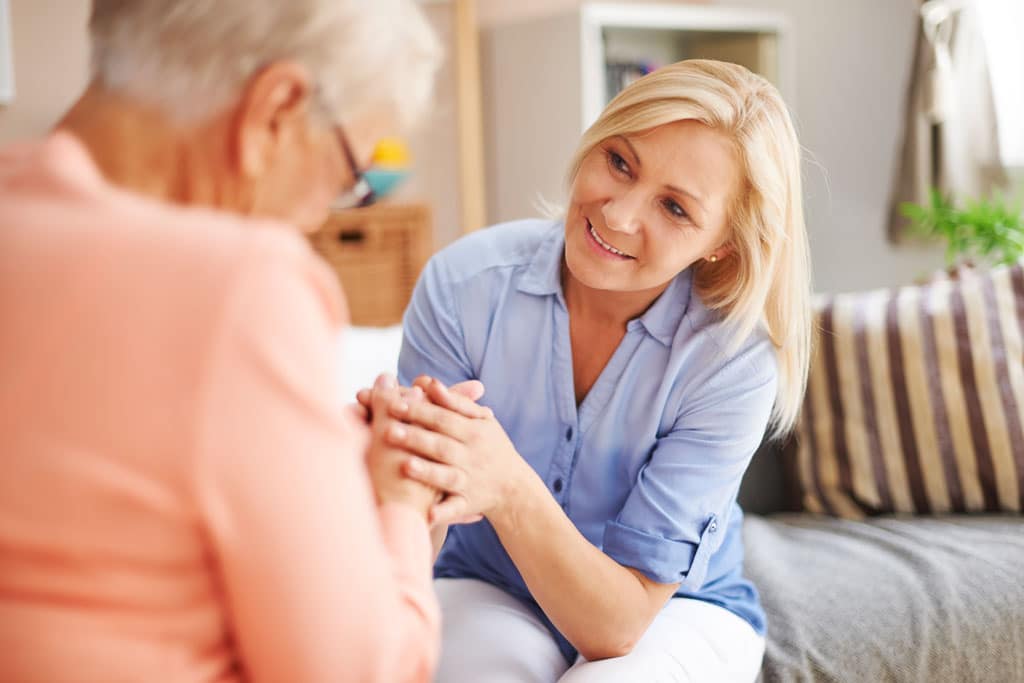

{"left": 332, "top": 123, "right": 376, "bottom": 210}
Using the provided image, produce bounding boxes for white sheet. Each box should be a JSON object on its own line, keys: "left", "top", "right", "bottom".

{"left": 336, "top": 325, "right": 404, "bottom": 404}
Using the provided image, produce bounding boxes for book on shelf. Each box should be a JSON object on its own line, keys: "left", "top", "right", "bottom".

{"left": 604, "top": 60, "right": 660, "bottom": 102}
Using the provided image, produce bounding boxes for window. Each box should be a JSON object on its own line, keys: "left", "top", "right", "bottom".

{"left": 977, "top": 0, "right": 1024, "bottom": 167}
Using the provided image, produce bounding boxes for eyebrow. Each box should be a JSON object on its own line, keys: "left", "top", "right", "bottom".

{"left": 615, "top": 135, "right": 642, "bottom": 169}
{"left": 613, "top": 135, "right": 707, "bottom": 212}
{"left": 665, "top": 183, "right": 706, "bottom": 212}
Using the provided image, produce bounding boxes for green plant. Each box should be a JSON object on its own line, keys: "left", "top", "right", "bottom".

{"left": 900, "top": 189, "right": 1024, "bottom": 267}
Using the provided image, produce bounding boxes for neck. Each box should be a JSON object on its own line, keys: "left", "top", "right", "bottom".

{"left": 56, "top": 84, "right": 236, "bottom": 210}
{"left": 562, "top": 261, "right": 669, "bottom": 327}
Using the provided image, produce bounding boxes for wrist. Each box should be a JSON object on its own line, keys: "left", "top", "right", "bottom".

{"left": 488, "top": 460, "right": 546, "bottom": 533}
{"left": 376, "top": 478, "right": 435, "bottom": 517}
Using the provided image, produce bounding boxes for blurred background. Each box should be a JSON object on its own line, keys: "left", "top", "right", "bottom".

{"left": 1, "top": 0, "right": 1021, "bottom": 301}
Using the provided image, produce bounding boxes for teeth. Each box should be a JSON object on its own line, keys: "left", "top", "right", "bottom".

{"left": 588, "top": 222, "right": 631, "bottom": 257}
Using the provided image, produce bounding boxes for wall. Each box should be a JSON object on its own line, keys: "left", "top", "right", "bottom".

{"left": 390, "top": 4, "right": 462, "bottom": 249}
{"left": 0, "top": 0, "right": 89, "bottom": 143}
{"left": 718, "top": 0, "right": 945, "bottom": 293}
{"left": 479, "top": 0, "right": 946, "bottom": 293}
{"left": 0, "top": 0, "right": 951, "bottom": 293}
{"left": 0, "top": 1, "right": 464, "bottom": 248}
{"left": 430, "top": 0, "right": 709, "bottom": 246}
{"left": 478, "top": 0, "right": 707, "bottom": 27}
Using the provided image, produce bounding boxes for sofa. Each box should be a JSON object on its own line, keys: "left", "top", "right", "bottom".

{"left": 342, "top": 260, "right": 1024, "bottom": 682}
{"left": 739, "top": 262, "right": 1024, "bottom": 683}
{"left": 739, "top": 444, "right": 1024, "bottom": 683}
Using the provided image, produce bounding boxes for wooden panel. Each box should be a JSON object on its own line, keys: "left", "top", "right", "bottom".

{"left": 454, "top": 0, "right": 487, "bottom": 232}
{"left": 310, "top": 204, "right": 433, "bottom": 327}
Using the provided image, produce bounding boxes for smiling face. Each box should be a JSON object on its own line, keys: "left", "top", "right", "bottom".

{"left": 564, "top": 119, "right": 740, "bottom": 297}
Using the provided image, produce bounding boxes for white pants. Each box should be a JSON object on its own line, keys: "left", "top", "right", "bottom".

{"left": 434, "top": 578, "right": 765, "bottom": 683}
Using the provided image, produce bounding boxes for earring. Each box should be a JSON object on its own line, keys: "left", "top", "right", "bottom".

{"left": 708, "top": 254, "right": 718, "bottom": 263}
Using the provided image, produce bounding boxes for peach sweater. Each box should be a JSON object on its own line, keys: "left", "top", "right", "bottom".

{"left": 0, "top": 133, "right": 438, "bottom": 683}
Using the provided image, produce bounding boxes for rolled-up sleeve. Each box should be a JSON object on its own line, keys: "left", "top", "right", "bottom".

{"left": 602, "top": 340, "right": 777, "bottom": 590}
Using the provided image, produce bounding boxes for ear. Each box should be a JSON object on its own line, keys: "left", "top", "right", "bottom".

{"left": 708, "top": 244, "right": 733, "bottom": 264}
{"left": 232, "top": 61, "right": 316, "bottom": 178}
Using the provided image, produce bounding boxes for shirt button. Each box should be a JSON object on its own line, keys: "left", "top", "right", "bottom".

{"left": 709, "top": 521, "right": 718, "bottom": 533}
{"left": 553, "top": 478, "right": 564, "bottom": 493}
{"left": 565, "top": 427, "right": 573, "bottom": 441}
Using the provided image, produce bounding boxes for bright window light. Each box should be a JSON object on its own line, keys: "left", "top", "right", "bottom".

{"left": 977, "top": 0, "right": 1024, "bottom": 167}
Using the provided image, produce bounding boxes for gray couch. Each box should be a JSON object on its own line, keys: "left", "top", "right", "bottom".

{"left": 738, "top": 444, "right": 1024, "bottom": 683}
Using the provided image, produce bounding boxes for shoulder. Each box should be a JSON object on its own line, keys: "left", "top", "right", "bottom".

{"left": 674, "top": 291, "right": 778, "bottom": 397}
{"left": 124, "top": 188, "right": 340, "bottom": 310}
{"left": 74, "top": 183, "right": 346, "bottom": 353}
{"left": 424, "top": 218, "right": 559, "bottom": 286}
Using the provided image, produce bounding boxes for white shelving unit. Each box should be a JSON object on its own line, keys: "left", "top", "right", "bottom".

{"left": 0, "top": 0, "right": 14, "bottom": 105}
{"left": 482, "top": 3, "right": 792, "bottom": 224}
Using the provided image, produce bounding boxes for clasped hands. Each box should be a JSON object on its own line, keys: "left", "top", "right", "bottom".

{"left": 356, "top": 374, "right": 526, "bottom": 528}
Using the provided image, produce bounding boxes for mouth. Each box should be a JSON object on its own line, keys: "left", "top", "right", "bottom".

{"left": 585, "top": 219, "right": 636, "bottom": 260}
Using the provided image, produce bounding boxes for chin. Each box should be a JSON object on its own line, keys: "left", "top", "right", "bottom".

{"left": 564, "top": 244, "right": 626, "bottom": 292}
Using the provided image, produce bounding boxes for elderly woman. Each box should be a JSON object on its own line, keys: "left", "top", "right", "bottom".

{"left": 369, "top": 60, "right": 812, "bottom": 682}
{"left": 0, "top": 1, "right": 445, "bottom": 682}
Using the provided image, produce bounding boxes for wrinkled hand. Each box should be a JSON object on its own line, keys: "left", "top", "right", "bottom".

{"left": 384, "top": 377, "right": 530, "bottom": 526}
{"left": 352, "top": 377, "right": 485, "bottom": 424}
{"left": 363, "top": 374, "right": 438, "bottom": 517}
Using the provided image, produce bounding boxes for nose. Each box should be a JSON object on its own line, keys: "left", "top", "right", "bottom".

{"left": 601, "top": 191, "right": 643, "bottom": 236}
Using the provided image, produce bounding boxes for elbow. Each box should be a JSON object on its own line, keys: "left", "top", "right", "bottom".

{"left": 576, "top": 626, "right": 643, "bottom": 662}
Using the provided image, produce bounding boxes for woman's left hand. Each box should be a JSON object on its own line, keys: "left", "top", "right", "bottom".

{"left": 384, "top": 377, "right": 531, "bottom": 526}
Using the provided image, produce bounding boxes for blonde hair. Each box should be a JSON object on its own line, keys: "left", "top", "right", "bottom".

{"left": 567, "top": 60, "right": 811, "bottom": 438}
{"left": 88, "top": 0, "right": 441, "bottom": 129}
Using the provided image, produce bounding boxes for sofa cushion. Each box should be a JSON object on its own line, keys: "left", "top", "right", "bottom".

{"left": 743, "top": 513, "right": 1024, "bottom": 683}
{"left": 790, "top": 264, "right": 1024, "bottom": 517}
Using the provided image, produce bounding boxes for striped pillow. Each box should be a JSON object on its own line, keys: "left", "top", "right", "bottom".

{"left": 789, "top": 263, "right": 1024, "bottom": 518}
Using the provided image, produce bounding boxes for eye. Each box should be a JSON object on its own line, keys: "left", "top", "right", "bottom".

{"left": 606, "top": 150, "right": 631, "bottom": 177}
{"left": 662, "top": 198, "right": 689, "bottom": 220}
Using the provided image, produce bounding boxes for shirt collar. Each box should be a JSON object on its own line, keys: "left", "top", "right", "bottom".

{"left": 517, "top": 222, "right": 695, "bottom": 347}
{"left": 634, "top": 268, "right": 693, "bottom": 346}
{"left": 516, "top": 222, "right": 565, "bottom": 297}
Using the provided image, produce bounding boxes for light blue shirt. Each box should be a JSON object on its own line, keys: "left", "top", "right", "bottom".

{"left": 398, "top": 219, "right": 775, "bottom": 661}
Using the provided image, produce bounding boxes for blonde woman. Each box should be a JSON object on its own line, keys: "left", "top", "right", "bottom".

{"left": 0, "top": 1, "right": 447, "bottom": 682}
{"left": 373, "top": 60, "right": 811, "bottom": 681}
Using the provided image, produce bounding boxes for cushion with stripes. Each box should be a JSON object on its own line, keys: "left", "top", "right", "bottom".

{"left": 787, "top": 264, "right": 1024, "bottom": 517}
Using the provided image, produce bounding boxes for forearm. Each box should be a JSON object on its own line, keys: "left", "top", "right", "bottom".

{"left": 488, "top": 471, "right": 661, "bottom": 660}
{"left": 430, "top": 523, "right": 448, "bottom": 562}
{"left": 375, "top": 503, "right": 442, "bottom": 682}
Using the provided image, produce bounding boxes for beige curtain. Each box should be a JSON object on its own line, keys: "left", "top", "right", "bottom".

{"left": 888, "top": 0, "right": 1008, "bottom": 241}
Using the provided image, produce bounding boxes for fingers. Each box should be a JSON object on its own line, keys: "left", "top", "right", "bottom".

{"left": 346, "top": 402, "right": 370, "bottom": 424}
{"left": 369, "top": 376, "right": 398, "bottom": 426}
{"left": 360, "top": 378, "right": 423, "bottom": 408}
{"left": 389, "top": 398, "right": 471, "bottom": 442}
{"left": 356, "top": 388, "right": 372, "bottom": 409}
{"left": 388, "top": 422, "right": 464, "bottom": 466}
{"left": 414, "top": 376, "right": 492, "bottom": 420}
{"left": 402, "top": 455, "right": 468, "bottom": 495}
{"left": 429, "top": 496, "right": 483, "bottom": 527}
{"left": 367, "top": 375, "right": 426, "bottom": 426}
{"left": 450, "top": 379, "right": 485, "bottom": 402}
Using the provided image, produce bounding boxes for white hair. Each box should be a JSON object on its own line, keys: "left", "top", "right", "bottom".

{"left": 89, "top": 0, "right": 442, "bottom": 129}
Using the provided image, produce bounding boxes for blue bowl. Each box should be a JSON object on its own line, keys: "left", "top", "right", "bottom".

{"left": 365, "top": 168, "right": 410, "bottom": 199}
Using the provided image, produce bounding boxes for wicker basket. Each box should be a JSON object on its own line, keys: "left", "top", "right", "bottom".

{"left": 310, "top": 204, "right": 433, "bottom": 327}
